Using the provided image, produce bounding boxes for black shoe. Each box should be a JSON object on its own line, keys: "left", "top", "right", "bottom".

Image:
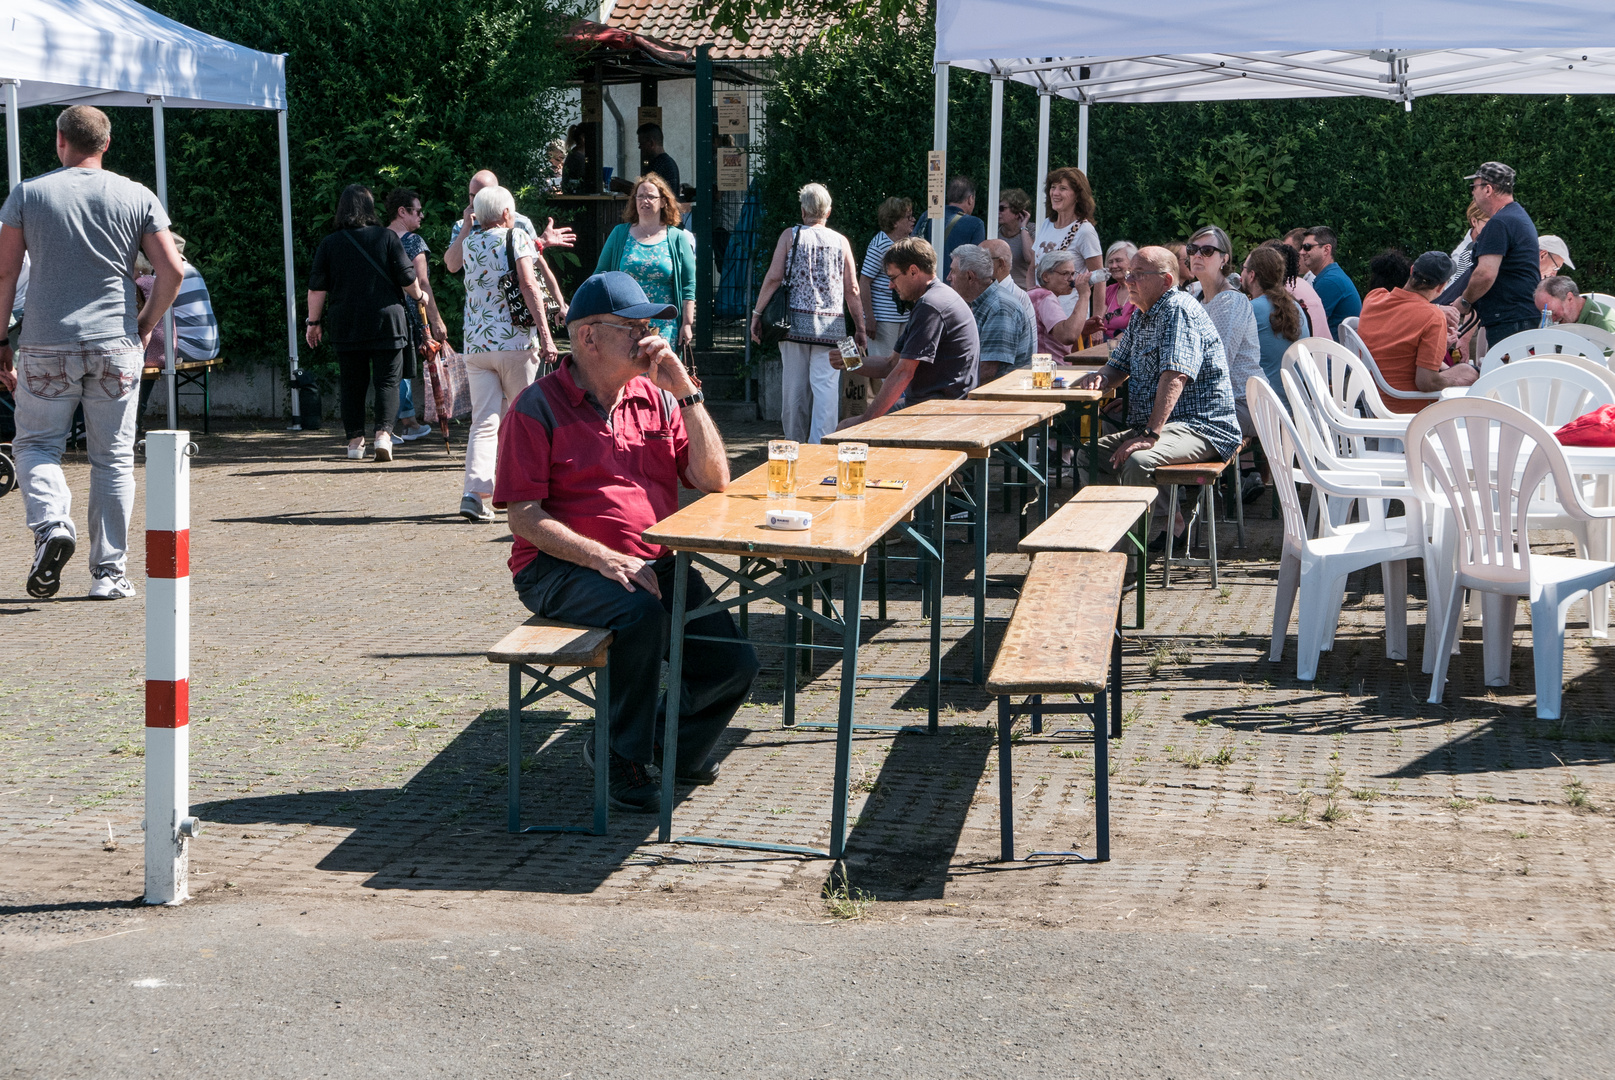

{"left": 650, "top": 744, "right": 721, "bottom": 786}
{"left": 596, "top": 749, "right": 659, "bottom": 813}
{"left": 27, "top": 524, "right": 75, "bottom": 599}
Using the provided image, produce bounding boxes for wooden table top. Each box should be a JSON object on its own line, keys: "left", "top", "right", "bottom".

{"left": 968, "top": 370, "right": 1106, "bottom": 404}
{"left": 642, "top": 444, "right": 967, "bottom": 565}
{"left": 986, "top": 551, "right": 1127, "bottom": 696}
{"left": 823, "top": 399, "right": 1064, "bottom": 458}
{"left": 1067, "top": 340, "right": 1114, "bottom": 362}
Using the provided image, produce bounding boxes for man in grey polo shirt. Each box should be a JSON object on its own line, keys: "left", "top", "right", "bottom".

{"left": 0, "top": 105, "right": 183, "bottom": 600}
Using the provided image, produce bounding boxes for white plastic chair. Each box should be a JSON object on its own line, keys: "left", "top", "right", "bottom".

{"left": 1337, "top": 319, "right": 1444, "bottom": 410}
{"left": 1477, "top": 328, "right": 1600, "bottom": 376}
{"left": 1552, "top": 353, "right": 1615, "bottom": 397}
{"left": 1552, "top": 321, "right": 1615, "bottom": 358}
{"left": 1296, "top": 336, "right": 1405, "bottom": 421}
{"left": 1280, "top": 344, "right": 1408, "bottom": 476}
{"left": 1407, "top": 398, "right": 1615, "bottom": 719}
{"left": 1249, "top": 377, "right": 1426, "bottom": 681}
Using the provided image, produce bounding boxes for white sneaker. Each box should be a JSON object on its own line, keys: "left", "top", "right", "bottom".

{"left": 27, "top": 524, "right": 76, "bottom": 599}
{"left": 374, "top": 432, "right": 394, "bottom": 462}
{"left": 347, "top": 440, "right": 365, "bottom": 460}
{"left": 88, "top": 570, "right": 137, "bottom": 600}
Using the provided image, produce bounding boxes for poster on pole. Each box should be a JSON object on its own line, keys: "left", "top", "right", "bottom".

{"left": 718, "top": 150, "right": 749, "bottom": 191}
{"left": 637, "top": 105, "right": 662, "bottom": 130}
{"left": 927, "top": 151, "right": 945, "bottom": 218}
{"left": 581, "top": 83, "right": 602, "bottom": 123}
{"left": 717, "top": 93, "right": 747, "bottom": 134}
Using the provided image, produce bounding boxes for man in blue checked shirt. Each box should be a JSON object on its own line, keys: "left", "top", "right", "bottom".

{"left": 950, "top": 243, "right": 1031, "bottom": 383}
{"left": 1074, "top": 245, "right": 1241, "bottom": 549}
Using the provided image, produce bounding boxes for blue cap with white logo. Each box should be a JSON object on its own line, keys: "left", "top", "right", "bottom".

{"left": 565, "top": 271, "right": 677, "bottom": 325}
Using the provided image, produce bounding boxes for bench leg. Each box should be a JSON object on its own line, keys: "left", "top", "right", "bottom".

{"left": 658, "top": 553, "right": 692, "bottom": 844}
{"left": 1030, "top": 693, "right": 1043, "bottom": 735}
{"left": 1094, "top": 700, "right": 1110, "bottom": 863}
{"left": 507, "top": 664, "right": 522, "bottom": 833}
{"left": 998, "top": 695, "right": 1014, "bottom": 862}
{"left": 877, "top": 540, "right": 887, "bottom": 621}
{"left": 974, "top": 456, "right": 989, "bottom": 684}
{"left": 591, "top": 661, "right": 610, "bottom": 836}
{"left": 1204, "top": 482, "right": 1219, "bottom": 590}
{"left": 782, "top": 560, "right": 798, "bottom": 728}
{"left": 1111, "top": 622, "right": 1124, "bottom": 740}
{"left": 1163, "top": 483, "right": 1179, "bottom": 588}
{"left": 928, "top": 487, "right": 944, "bottom": 734}
{"left": 828, "top": 560, "right": 864, "bottom": 863}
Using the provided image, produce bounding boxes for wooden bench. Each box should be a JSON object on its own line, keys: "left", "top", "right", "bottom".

{"left": 1020, "top": 485, "right": 1155, "bottom": 628}
{"left": 986, "top": 551, "right": 1126, "bottom": 863}
{"left": 142, "top": 358, "right": 226, "bottom": 434}
{"left": 487, "top": 617, "right": 614, "bottom": 835}
{"left": 1152, "top": 447, "right": 1247, "bottom": 589}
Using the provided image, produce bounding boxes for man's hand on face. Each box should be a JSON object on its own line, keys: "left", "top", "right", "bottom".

{"left": 595, "top": 549, "right": 661, "bottom": 596}
{"left": 644, "top": 333, "right": 697, "bottom": 396}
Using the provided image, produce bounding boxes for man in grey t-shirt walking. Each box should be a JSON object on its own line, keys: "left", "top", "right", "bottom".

{"left": 0, "top": 105, "right": 183, "bottom": 599}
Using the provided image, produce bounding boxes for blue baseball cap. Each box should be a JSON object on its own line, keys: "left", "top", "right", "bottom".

{"left": 565, "top": 271, "right": 676, "bottom": 325}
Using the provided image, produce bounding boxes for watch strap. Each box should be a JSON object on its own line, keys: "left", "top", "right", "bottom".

{"left": 675, "top": 389, "right": 705, "bottom": 408}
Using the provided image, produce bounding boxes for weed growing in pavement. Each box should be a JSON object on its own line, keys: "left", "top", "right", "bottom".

{"left": 822, "top": 876, "right": 874, "bottom": 920}
{"left": 1196, "top": 716, "right": 1212, "bottom": 728}
{"left": 1172, "top": 643, "right": 1193, "bottom": 665}
{"left": 1240, "top": 781, "right": 1256, "bottom": 794}
{"left": 1320, "top": 797, "right": 1347, "bottom": 823}
{"left": 1147, "top": 644, "right": 1170, "bottom": 677}
{"left": 1353, "top": 788, "right": 1379, "bottom": 801}
{"left": 1514, "top": 831, "right": 1530, "bottom": 839}
{"left": 1326, "top": 766, "right": 1344, "bottom": 790}
{"left": 1181, "top": 749, "right": 1205, "bottom": 769}
{"left": 1447, "top": 798, "right": 1475, "bottom": 811}
{"left": 1565, "top": 777, "right": 1593, "bottom": 810}
{"left": 1058, "top": 748, "right": 1085, "bottom": 760}
{"left": 1209, "top": 743, "right": 1234, "bottom": 767}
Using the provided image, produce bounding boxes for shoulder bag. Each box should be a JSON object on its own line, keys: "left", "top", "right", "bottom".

{"left": 758, "top": 226, "right": 800, "bottom": 345}
{"left": 499, "top": 228, "right": 537, "bottom": 330}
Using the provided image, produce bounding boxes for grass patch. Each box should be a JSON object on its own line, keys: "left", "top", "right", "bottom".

{"left": 1320, "top": 797, "right": 1348, "bottom": 823}
{"left": 1209, "top": 743, "right": 1234, "bottom": 767}
{"left": 1352, "top": 788, "right": 1379, "bottom": 801}
{"left": 822, "top": 875, "right": 874, "bottom": 921}
{"left": 1565, "top": 777, "right": 1593, "bottom": 810}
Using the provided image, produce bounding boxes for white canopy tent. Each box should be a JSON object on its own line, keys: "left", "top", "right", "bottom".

{"left": 930, "top": 0, "right": 1615, "bottom": 246}
{"left": 1, "top": 0, "right": 298, "bottom": 426}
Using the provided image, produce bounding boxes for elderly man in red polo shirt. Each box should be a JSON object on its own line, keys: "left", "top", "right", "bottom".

{"left": 494, "top": 272, "right": 759, "bottom": 813}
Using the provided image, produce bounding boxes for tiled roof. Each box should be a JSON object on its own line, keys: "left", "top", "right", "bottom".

{"left": 605, "top": 0, "right": 827, "bottom": 60}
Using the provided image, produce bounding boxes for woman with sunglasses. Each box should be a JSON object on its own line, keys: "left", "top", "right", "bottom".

{"left": 1028, "top": 250, "right": 1092, "bottom": 359}
{"left": 596, "top": 172, "right": 696, "bottom": 350}
{"left": 1187, "top": 226, "right": 1260, "bottom": 434}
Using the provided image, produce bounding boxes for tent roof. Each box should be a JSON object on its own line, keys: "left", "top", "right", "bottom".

{"left": 1, "top": 0, "right": 286, "bottom": 111}
{"left": 935, "top": 0, "right": 1615, "bottom": 104}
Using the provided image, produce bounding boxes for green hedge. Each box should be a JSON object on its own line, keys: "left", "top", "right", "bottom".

{"left": 763, "top": 17, "right": 1615, "bottom": 293}
{"left": 10, "top": 0, "right": 575, "bottom": 375}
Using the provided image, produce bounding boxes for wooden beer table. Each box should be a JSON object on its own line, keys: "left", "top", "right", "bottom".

{"left": 826, "top": 398, "right": 1063, "bottom": 684}
{"left": 968, "top": 370, "right": 1110, "bottom": 494}
{"left": 643, "top": 444, "right": 966, "bottom": 860}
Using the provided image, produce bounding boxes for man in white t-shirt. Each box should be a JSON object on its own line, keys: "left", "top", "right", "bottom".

{"left": 983, "top": 238, "right": 1037, "bottom": 365}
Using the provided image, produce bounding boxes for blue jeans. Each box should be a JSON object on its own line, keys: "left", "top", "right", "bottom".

{"left": 397, "top": 377, "right": 415, "bottom": 421}
{"left": 514, "top": 550, "right": 761, "bottom": 769}
{"left": 13, "top": 339, "right": 143, "bottom": 575}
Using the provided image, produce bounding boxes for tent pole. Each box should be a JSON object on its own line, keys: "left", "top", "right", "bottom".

{"left": 4, "top": 81, "right": 20, "bottom": 191}
{"left": 1034, "top": 92, "right": 1050, "bottom": 259}
{"left": 278, "top": 111, "right": 301, "bottom": 429}
{"left": 986, "top": 77, "right": 1004, "bottom": 241}
{"left": 932, "top": 62, "right": 948, "bottom": 251}
{"left": 1077, "top": 102, "right": 1090, "bottom": 174}
{"left": 152, "top": 99, "right": 177, "bottom": 430}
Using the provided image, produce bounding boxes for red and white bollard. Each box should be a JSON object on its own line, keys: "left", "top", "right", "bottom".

{"left": 145, "top": 431, "right": 200, "bottom": 905}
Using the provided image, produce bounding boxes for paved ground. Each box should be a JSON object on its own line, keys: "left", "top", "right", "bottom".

{"left": 3, "top": 404, "right": 1614, "bottom": 1075}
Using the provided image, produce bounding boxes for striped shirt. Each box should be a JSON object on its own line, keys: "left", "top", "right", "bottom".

{"left": 860, "top": 231, "right": 901, "bottom": 323}
{"left": 172, "top": 264, "right": 218, "bottom": 361}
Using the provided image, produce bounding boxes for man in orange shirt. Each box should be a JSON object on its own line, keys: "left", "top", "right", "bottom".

{"left": 1356, "top": 251, "right": 1477, "bottom": 413}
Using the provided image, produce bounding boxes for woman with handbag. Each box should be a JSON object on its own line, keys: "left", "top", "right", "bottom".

{"left": 594, "top": 172, "right": 695, "bottom": 350}
{"left": 306, "top": 184, "right": 423, "bottom": 462}
{"left": 458, "top": 184, "right": 557, "bottom": 522}
{"left": 750, "top": 182, "right": 867, "bottom": 444}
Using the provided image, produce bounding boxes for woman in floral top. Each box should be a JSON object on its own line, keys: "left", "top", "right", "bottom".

{"left": 457, "top": 184, "right": 555, "bottom": 523}
{"left": 594, "top": 172, "right": 696, "bottom": 349}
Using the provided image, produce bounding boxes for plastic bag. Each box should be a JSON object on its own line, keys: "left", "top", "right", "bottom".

{"left": 1555, "top": 404, "right": 1615, "bottom": 446}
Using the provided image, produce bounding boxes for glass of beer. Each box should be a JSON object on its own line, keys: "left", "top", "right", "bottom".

{"left": 767, "top": 439, "right": 798, "bottom": 498}
{"left": 837, "top": 336, "right": 864, "bottom": 372}
{"left": 1031, "top": 353, "right": 1055, "bottom": 390}
{"left": 837, "top": 442, "right": 868, "bottom": 499}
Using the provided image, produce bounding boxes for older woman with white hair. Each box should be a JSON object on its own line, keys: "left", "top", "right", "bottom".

{"left": 457, "top": 183, "right": 554, "bottom": 522}
{"left": 750, "top": 182, "right": 867, "bottom": 443}
{"left": 1027, "top": 249, "right": 1092, "bottom": 360}
{"left": 1099, "top": 239, "right": 1139, "bottom": 340}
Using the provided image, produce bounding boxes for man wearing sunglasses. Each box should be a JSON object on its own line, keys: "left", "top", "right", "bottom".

{"left": 493, "top": 272, "right": 759, "bottom": 814}
{"left": 1073, "top": 247, "right": 1241, "bottom": 548}
{"left": 1299, "top": 226, "right": 1361, "bottom": 340}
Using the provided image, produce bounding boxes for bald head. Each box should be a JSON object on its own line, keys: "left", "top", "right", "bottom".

{"left": 1135, "top": 246, "right": 1179, "bottom": 286}
{"left": 469, "top": 169, "right": 499, "bottom": 196}
{"left": 981, "top": 238, "right": 1013, "bottom": 282}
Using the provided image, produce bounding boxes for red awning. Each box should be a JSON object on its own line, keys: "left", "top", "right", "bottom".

{"left": 561, "top": 19, "right": 693, "bottom": 66}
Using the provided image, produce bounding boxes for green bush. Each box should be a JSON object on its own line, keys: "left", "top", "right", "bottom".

{"left": 10, "top": 0, "right": 575, "bottom": 379}
{"left": 763, "top": 16, "right": 1615, "bottom": 293}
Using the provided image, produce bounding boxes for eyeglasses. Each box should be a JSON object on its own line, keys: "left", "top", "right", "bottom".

{"left": 591, "top": 320, "right": 652, "bottom": 341}
{"left": 1048, "top": 268, "right": 1076, "bottom": 277}
{"left": 1298, "top": 242, "right": 1319, "bottom": 252}
{"left": 410, "top": 206, "right": 425, "bottom": 216}
{"left": 1122, "top": 270, "right": 1168, "bottom": 282}
{"left": 1185, "top": 243, "right": 1224, "bottom": 258}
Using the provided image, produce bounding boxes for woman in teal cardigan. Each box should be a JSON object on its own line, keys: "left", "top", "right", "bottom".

{"left": 595, "top": 172, "right": 697, "bottom": 348}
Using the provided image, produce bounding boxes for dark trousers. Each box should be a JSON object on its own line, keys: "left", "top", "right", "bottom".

{"left": 1484, "top": 318, "right": 1542, "bottom": 358}
{"left": 337, "top": 347, "right": 403, "bottom": 440}
{"left": 514, "top": 550, "right": 761, "bottom": 769}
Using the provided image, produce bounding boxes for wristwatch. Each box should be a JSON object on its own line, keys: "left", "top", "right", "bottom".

{"left": 675, "top": 389, "right": 706, "bottom": 409}
{"left": 1140, "top": 428, "right": 1161, "bottom": 441}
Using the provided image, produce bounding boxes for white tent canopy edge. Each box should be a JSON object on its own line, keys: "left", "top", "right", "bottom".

{"left": 1, "top": 0, "right": 299, "bottom": 426}
{"left": 930, "top": 0, "right": 1615, "bottom": 249}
